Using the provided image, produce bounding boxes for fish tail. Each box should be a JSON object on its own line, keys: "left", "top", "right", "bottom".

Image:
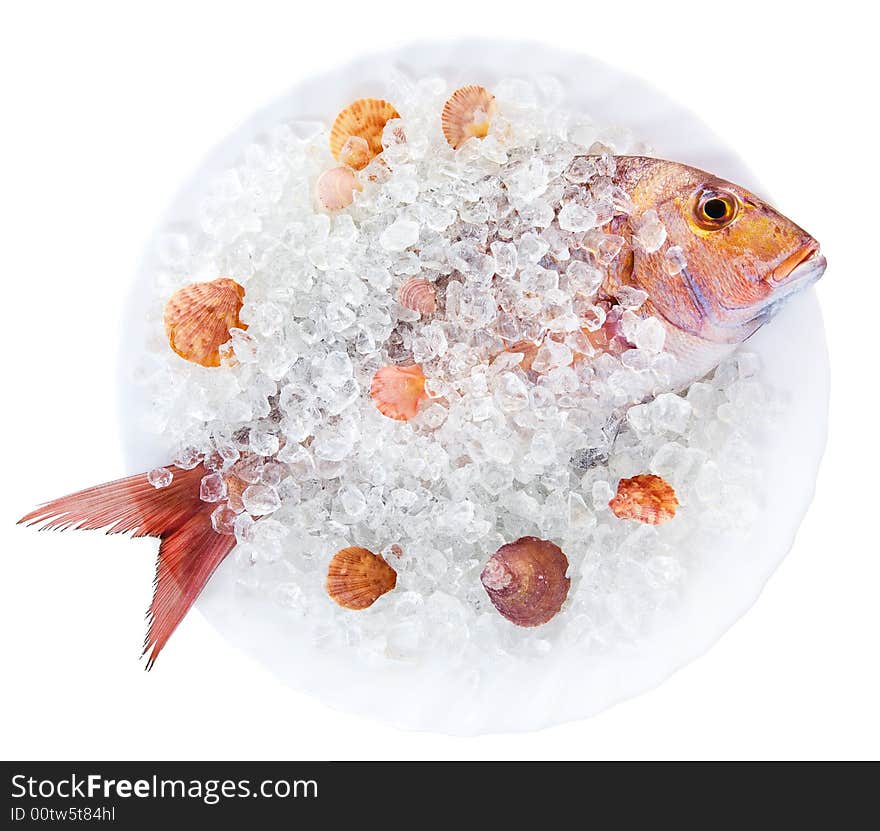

{"left": 18, "top": 465, "right": 236, "bottom": 667}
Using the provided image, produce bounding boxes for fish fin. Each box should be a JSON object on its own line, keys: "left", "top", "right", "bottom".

{"left": 144, "top": 512, "right": 235, "bottom": 669}
{"left": 19, "top": 464, "right": 235, "bottom": 666}
{"left": 18, "top": 466, "right": 207, "bottom": 536}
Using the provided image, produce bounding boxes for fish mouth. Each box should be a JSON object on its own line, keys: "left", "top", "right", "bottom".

{"left": 680, "top": 241, "right": 826, "bottom": 340}
{"left": 747, "top": 243, "right": 826, "bottom": 328}
{"left": 770, "top": 242, "right": 826, "bottom": 287}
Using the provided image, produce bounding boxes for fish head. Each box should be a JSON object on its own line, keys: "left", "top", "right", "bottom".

{"left": 614, "top": 157, "right": 826, "bottom": 344}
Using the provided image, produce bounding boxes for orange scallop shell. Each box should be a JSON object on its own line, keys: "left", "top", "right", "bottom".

{"left": 330, "top": 98, "right": 400, "bottom": 170}
{"left": 441, "top": 85, "right": 497, "bottom": 149}
{"left": 163, "top": 278, "right": 246, "bottom": 368}
{"left": 370, "top": 364, "right": 427, "bottom": 421}
{"left": 397, "top": 278, "right": 437, "bottom": 315}
{"left": 609, "top": 474, "right": 678, "bottom": 525}
{"left": 481, "top": 536, "right": 570, "bottom": 627}
{"left": 317, "top": 166, "right": 362, "bottom": 211}
{"left": 326, "top": 546, "right": 397, "bottom": 610}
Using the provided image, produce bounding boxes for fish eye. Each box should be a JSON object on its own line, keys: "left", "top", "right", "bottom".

{"left": 704, "top": 198, "right": 728, "bottom": 220}
{"left": 694, "top": 188, "right": 739, "bottom": 230}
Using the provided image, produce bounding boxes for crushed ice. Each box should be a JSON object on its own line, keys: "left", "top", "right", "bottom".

{"left": 136, "top": 72, "right": 778, "bottom": 666}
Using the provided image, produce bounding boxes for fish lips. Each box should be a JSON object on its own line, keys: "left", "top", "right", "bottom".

{"left": 752, "top": 248, "right": 826, "bottom": 326}
{"left": 769, "top": 244, "right": 827, "bottom": 289}
{"left": 783, "top": 250, "right": 827, "bottom": 287}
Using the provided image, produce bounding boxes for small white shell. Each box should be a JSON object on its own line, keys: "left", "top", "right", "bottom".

{"left": 317, "top": 166, "right": 361, "bottom": 211}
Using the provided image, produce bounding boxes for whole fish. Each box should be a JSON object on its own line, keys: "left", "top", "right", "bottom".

{"left": 18, "top": 156, "right": 825, "bottom": 666}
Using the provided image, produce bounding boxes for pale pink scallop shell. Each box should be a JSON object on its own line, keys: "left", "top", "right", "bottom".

{"left": 316, "top": 166, "right": 361, "bottom": 211}
{"left": 397, "top": 278, "right": 437, "bottom": 315}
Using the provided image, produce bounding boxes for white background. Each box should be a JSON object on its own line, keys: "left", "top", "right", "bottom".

{"left": 1, "top": 1, "right": 877, "bottom": 760}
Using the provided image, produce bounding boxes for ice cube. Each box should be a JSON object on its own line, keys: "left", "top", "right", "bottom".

{"left": 664, "top": 244, "right": 687, "bottom": 275}
{"left": 633, "top": 209, "right": 667, "bottom": 253}
{"left": 260, "top": 460, "right": 288, "bottom": 487}
{"left": 174, "top": 447, "right": 201, "bottom": 470}
{"left": 494, "top": 371, "right": 530, "bottom": 412}
{"left": 616, "top": 286, "right": 649, "bottom": 311}
{"left": 567, "top": 492, "right": 596, "bottom": 530}
{"left": 338, "top": 484, "right": 366, "bottom": 518}
{"left": 564, "top": 156, "right": 597, "bottom": 183}
{"left": 518, "top": 232, "right": 550, "bottom": 264}
{"left": 148, "top": 467, "right": 173, "bottom": 489}
{"left": 650, "top": 393, "right": 692, "bottom": 434}
{"left": 532, "top": 339, "right": 573, "bottom": 373}
{"left": 591, "top": 480, "right": 615, "bottom": 510}
{"left": 566, "top": 260, "right": 603, "bottom": 296}
{"left": 634, "top": 317, "right": 666, "bottom": 353}
{"left": 558, "top": 202, "right": 598, "bottom": 232}
{"left": 210, "top": 505, "right": 237, "bottom": 535}
{"left": 490, "top": 241, "right": 518, "bottom": 278}
{"left": 380, "top": 218, "right": 420, "bottom": 252}
{"left": 233, "top": 512, "right": 255, "bottom": 544}
{"left": 249, "top": 429, "right": 279, "bottom": 457}
{"left": 200, "top": 472, "right": 228, "bottom": 503}
{"left": 242, "top": 484, "right": 281, "bottom": 514}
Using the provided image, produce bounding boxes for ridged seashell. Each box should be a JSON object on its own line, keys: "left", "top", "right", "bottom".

{"left": 441, "top": 85, "right": 497, "bottom": 149}
{"left": 330, "top": 98, "right": 400, "bottom": 170}
{"left": 163, "top": 278, "right": 246, "bottom": 367}
{"left": 317, "top": 166, "right": 362, "bottom": 211}
{"left": 481, "top": 536, "right": 570, "bottom": 627}
{"left": 326, "top": 546, "right": 397, "bottom": 610}
{"left": 370, "top": 364, "right": 426, "bottom": 421}
{"left": 397, "top": 278, "right": 437, "bottom": 315}
{"left": 609, "top": 474, "right": 678, "bottom": 525}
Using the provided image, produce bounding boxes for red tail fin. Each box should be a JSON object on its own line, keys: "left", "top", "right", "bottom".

{"left": 19, "top": 465, "right": 236, "bottom": 667}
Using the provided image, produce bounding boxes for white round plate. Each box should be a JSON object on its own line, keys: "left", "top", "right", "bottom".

{"left": 119, "top": 40, "right": 829, "bottom": 734}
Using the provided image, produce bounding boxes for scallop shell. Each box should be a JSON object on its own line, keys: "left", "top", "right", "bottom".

{"left": 330, "top": 98, "right": 400, "bottom": 170}
{"left": 326, "top": 546, "right": 397, "bottom": 610}
{"left": 481, "top": 536, "right": 570, "bottom": 627}
{"left": 370, "top": 364, "right": 426, "bottom": 421}
{"left": 441, "top": 85, "right": 497, "bottom": 149}
{"left": 609, "top": 474, "right": 678, "bottom": 525}
{"left": 398, "top": 278, "right": 437, "bottom": 315}
{"left": 163, "top": 278, "right": 246, "bottom": 368}
{"left": 317, "top": 166, "right": 362, "bottom": 211}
